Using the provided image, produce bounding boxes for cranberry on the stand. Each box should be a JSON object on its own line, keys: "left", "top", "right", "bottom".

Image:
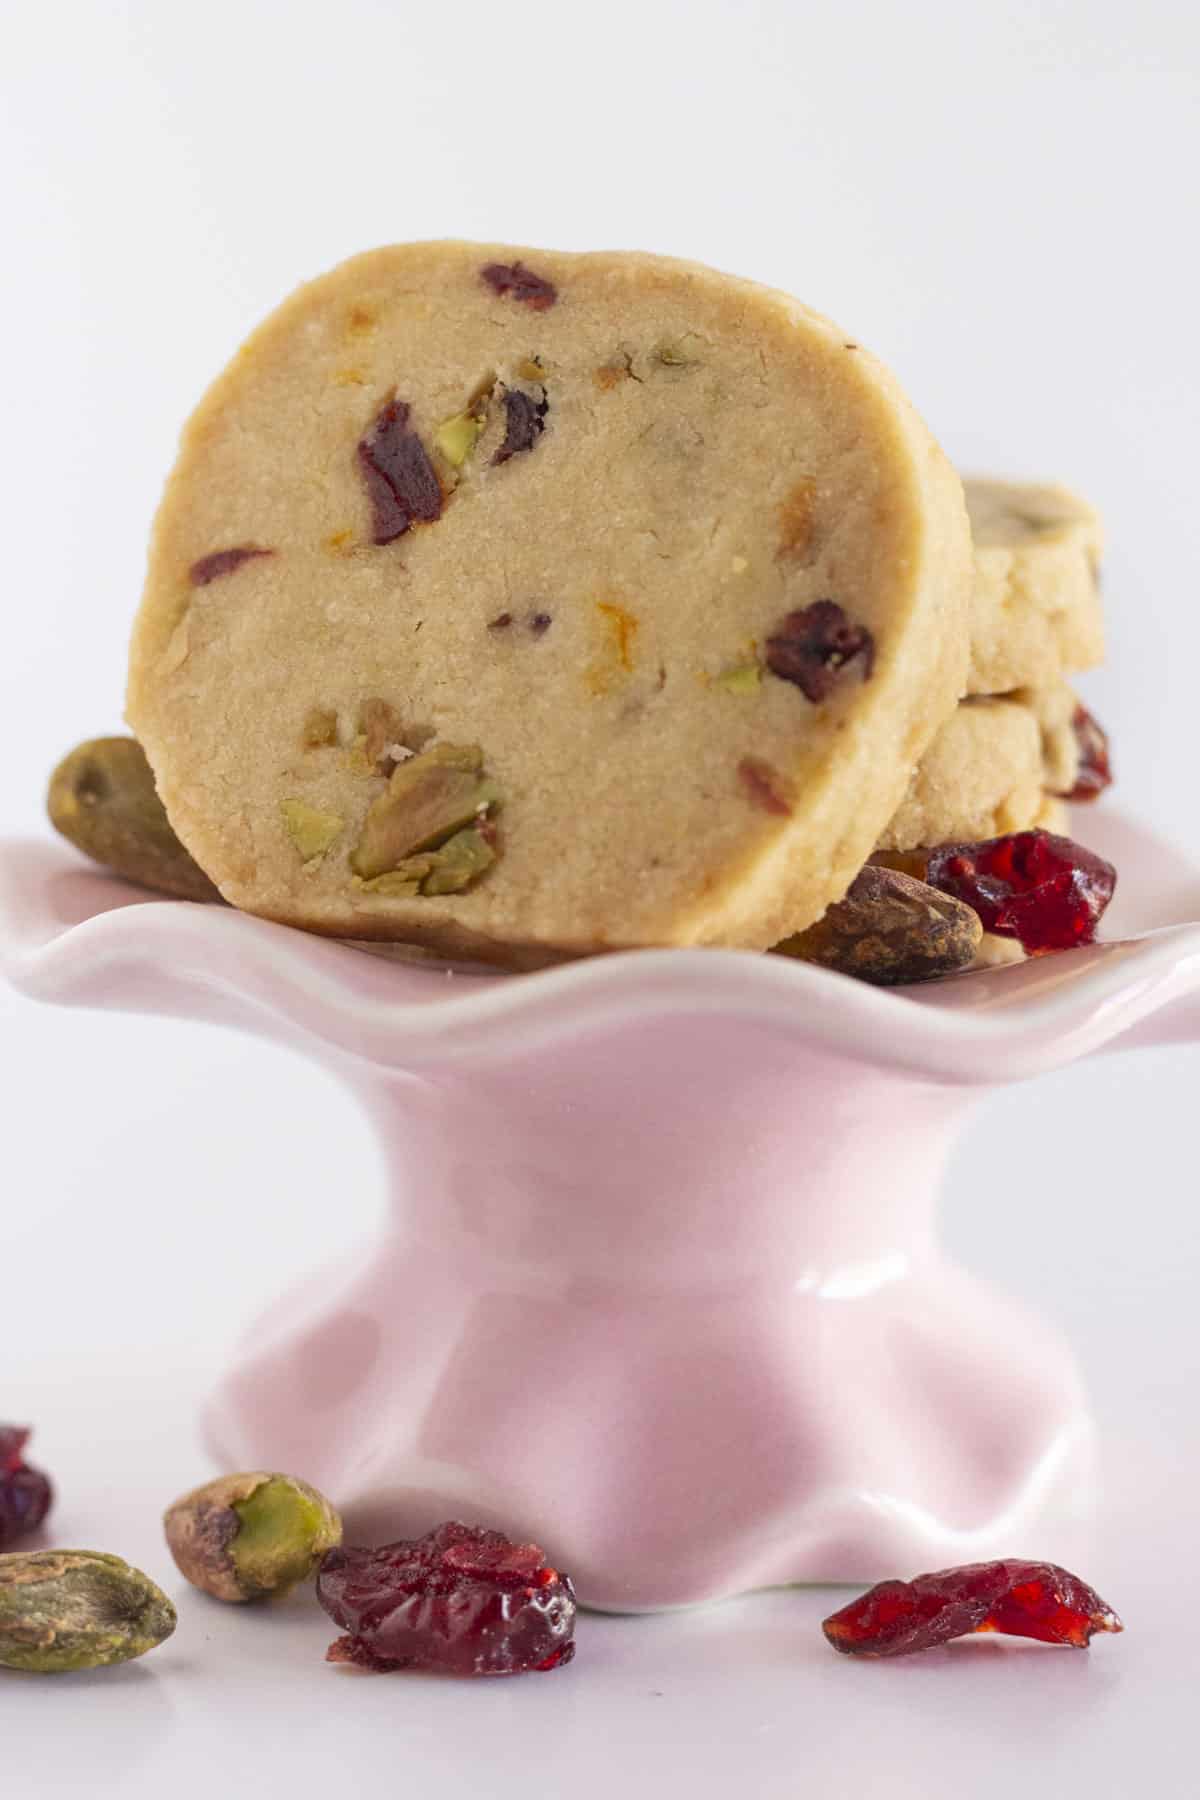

{"left": 823, "top": 1559, "right": 1123, "bottom": 1657}
{"left": 924, "top": 829, "right": 1116, "bottom": 955}
{"left": 0, "top": 1427, "right": 53, "bottom": 1548}
{"left": 317, "top": 1521, "right": 577, "bottom": 1676}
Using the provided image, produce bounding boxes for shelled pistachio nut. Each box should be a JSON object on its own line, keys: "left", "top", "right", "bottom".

{"left": 164, "top": 1472, "right": 342, "bottom": 1603}
{"left": 0, "top": 1549, "right": 176, "bottom": 1673}
{"left": 773, "top": 864, "right": 982, "bottom": 985}
{"left": 47, "top": 736, "right": 221, "bottom": 903}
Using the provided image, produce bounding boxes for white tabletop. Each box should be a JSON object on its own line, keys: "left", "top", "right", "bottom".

{"left": 3, "top": 1345, "right": 1192, "bottom": 1798}
{"left": 3, "top": 1, "right": 1199, "bottom": 1792}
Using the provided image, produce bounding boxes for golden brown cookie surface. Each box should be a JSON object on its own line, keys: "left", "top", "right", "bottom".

{"left": 965, "top": 479, "right": 1104, "bottom": 694}
{"left": 128, "top": 243, "right": 970, "bottom": 957}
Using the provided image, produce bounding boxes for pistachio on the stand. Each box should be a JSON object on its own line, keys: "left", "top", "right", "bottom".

{"left": 0, "top": 1550, "right": 176, "bottom": 1673}
{"left": 46, "top": 737, "right": 221, "bottom": 903}
{"left": 773, "top": 864, "right": 982, "bottom": 985}
{"left": 164, "top": 1472, "right": 342, "bottom": 1604}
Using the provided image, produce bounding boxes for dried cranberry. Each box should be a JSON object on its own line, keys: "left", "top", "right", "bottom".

{"left": 317, "top": 1522, "right": 577, "bottom": 1676}
{"left": 1058, "top": 704, "right": 1113, "bottom": 801}
{"left": 492, "top": 387, "right": 548, "bottom": 465}
{"left": 924, "top": 829, "right": 1116, "bottom": 954}
{"left": 823, "top": 1559, "right": 1122, "bottom": 1657}
{"left": 765, "top": 601, "right": 875, "bottom": 703}
{"left": 0, "top": 1426, "right": 53, "bottom": 1548}
{"left": 189, "top": 545, "right": 274, "bottom": 586}
{"left": 738, "top": 755, "right": 792, "bottom": 816}
{"left": 480, "top": 261, "right": 558, "bottom": 311}
{"left": 357, "top": 398, "right": 444, "bottom": 545}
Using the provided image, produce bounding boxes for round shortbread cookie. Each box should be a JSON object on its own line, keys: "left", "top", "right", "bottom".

{"left": 965, "top": 479, "right": 1104, "bottom": 694}
{"left": 1012, "top": 680, "right": 1081, "bottom": 796}
{"left": 128, "top": 243, "right": 970, "bottom": 959}
{"left": 877, "top": 695, "right": 1045, "bottom": 852}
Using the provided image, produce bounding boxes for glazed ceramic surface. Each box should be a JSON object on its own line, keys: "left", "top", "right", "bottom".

{"left": 2, "top": 808, "right": 1198, "bottom": 1609}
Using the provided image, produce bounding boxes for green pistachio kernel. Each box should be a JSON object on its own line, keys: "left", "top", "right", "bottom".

{"left": 419, "top": 826, "right": 497, "bottom": 894}
{"left": 714, "top": 663, "right": 762, "bottom": 695}
{"left": 435, "top": 411, "right": 485, "bottom": 468}
{"left": 772, "top": 865, "right": 982, "bottom": 986}
{"left": 281, "top": 799, "right": 344, "bottom": 861}
{"left": 46, "top": 736, "right": 221, "bottom": 903}
{"left": 655, "top": 336, "right": 703, "bottom": 368}
{"left": 362, "top": 825, "right": 496, "bottom": 899}
{"left": 0, "top": 1550, "right": 177, "bottom": 1673}
{"left": 163, "top": 1472, "right": 343, "bottom": 1604}
{"left": 351, "top": 742, "right": 500, "bottom": 881}
{"left": 358, "top": 872, "right": 424, "bottom": 899}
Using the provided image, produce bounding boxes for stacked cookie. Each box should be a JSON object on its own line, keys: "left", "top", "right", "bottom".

{"left": 54, "top": 243, "right": 1118, "bottom": 974}
{"left": 864, "top": 477, "right": 1109, "bottom": 962}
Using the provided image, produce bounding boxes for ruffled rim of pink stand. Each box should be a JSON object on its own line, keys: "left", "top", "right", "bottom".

{"left": 2, "top": 808, "right": 1198, "bottom": 1084}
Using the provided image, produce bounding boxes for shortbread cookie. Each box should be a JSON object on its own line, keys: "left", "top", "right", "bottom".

{"left": 1032, "top": 794, "right": 1071, "bottom": 836}
{"left": 1011, "top": 681, "right": 1081, "bottom": 796}
{"left": 127, "top": 243, "right": 971, "bottom": 959}
{"left": 1009, "top": 682, "right": 1114, "bottom": 803}
{"left": 965, "top": 480, "right": 1104, "bottom": 694}
{"left": 878, "top": 679, "right": 1109, "bottom": 854}
{"left": 876, "top": 696, "right": 1044, "bottom": 853}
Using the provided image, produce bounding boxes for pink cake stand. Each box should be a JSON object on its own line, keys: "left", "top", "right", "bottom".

{"left": 2, "top": 809, "right": 1198, "bottom": 1611}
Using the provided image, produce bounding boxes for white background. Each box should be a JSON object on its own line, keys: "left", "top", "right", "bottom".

{"left": 2, "top": 2, "right": 1198, "bottom": 1793}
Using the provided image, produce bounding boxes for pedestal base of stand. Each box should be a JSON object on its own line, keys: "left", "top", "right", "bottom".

{"left": 2, "top": 810, "right": 1196, "bottom": 1610}
{"left": 202, "top": 1237, "right": 1094, "bottom": 1611}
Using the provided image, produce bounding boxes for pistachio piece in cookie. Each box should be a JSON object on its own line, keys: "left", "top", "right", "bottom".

{"left": 350, "top": 743, "right": 500, "bottom": 886}
{"left": 281, "top": 799, "right": 344, "bottom": 862}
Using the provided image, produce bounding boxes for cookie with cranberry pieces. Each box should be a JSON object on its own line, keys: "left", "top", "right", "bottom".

{"left": 128, "top": 242, "right": 971, "bottom": 960}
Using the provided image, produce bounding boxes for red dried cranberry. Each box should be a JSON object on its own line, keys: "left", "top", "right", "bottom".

{"left": 1058, "top": 704, "right": 1113, "bottom": 801}
{"left": 0, "top": 1426, "right": 53, "bottom": 1548}
{"left": 823, "top": 1559, "right": 1123, "bottom": 1657}
{"left": 480, "top": 261, "right": 558, "bottom": 311}
{"left": 924, "top": 830, "right": 1116, "bottom": 954}
{"left": 738, "top": 755, "right": 792, "bottom": 816}
{"left": 765, "top": 601, "right": 875, "bottom": 703}
{"left": 492, "top": 387, "right": 549, "bottom": 466}
{"left": 357, "top": 398, "right": 444, "bottom": 545}
{"left": 317, "top": 1522, "right": 577, "bottom": 1677}
{"left": 189, "top": 546, "right": 274, "bottom": 586}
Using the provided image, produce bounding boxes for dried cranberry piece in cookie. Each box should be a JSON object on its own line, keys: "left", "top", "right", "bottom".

{"left": 189, "top": 546, "right": 274, "bottom": 586}
{"left": 738, "top": 756, "right": 792, "bottom": 816}
{"left": 765, "top": 601, "right": 875, "bottom": 703}
{"left": 822, "top": 1559, "right": 1123, "bottom": 1658}
{"left": 492, "top": 388, "right": 549, "bottom": 466}
{"left": 357, "top": 398, "right": 443, "bottom": 545}
{"left": 1060, "top": 704, "right": 1113, "bottom": 801}
{"left": 479, "top": 260, "right": 558, "bottom": 311}
{"left": 0, "top": 1426, "right": 53, "bottom": 1548}
{"left": 924, "top": 829, "right": 1116, "bottom": 954}
{"left": 316, "top": 1522, "right": 577, "bottom": 1676}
